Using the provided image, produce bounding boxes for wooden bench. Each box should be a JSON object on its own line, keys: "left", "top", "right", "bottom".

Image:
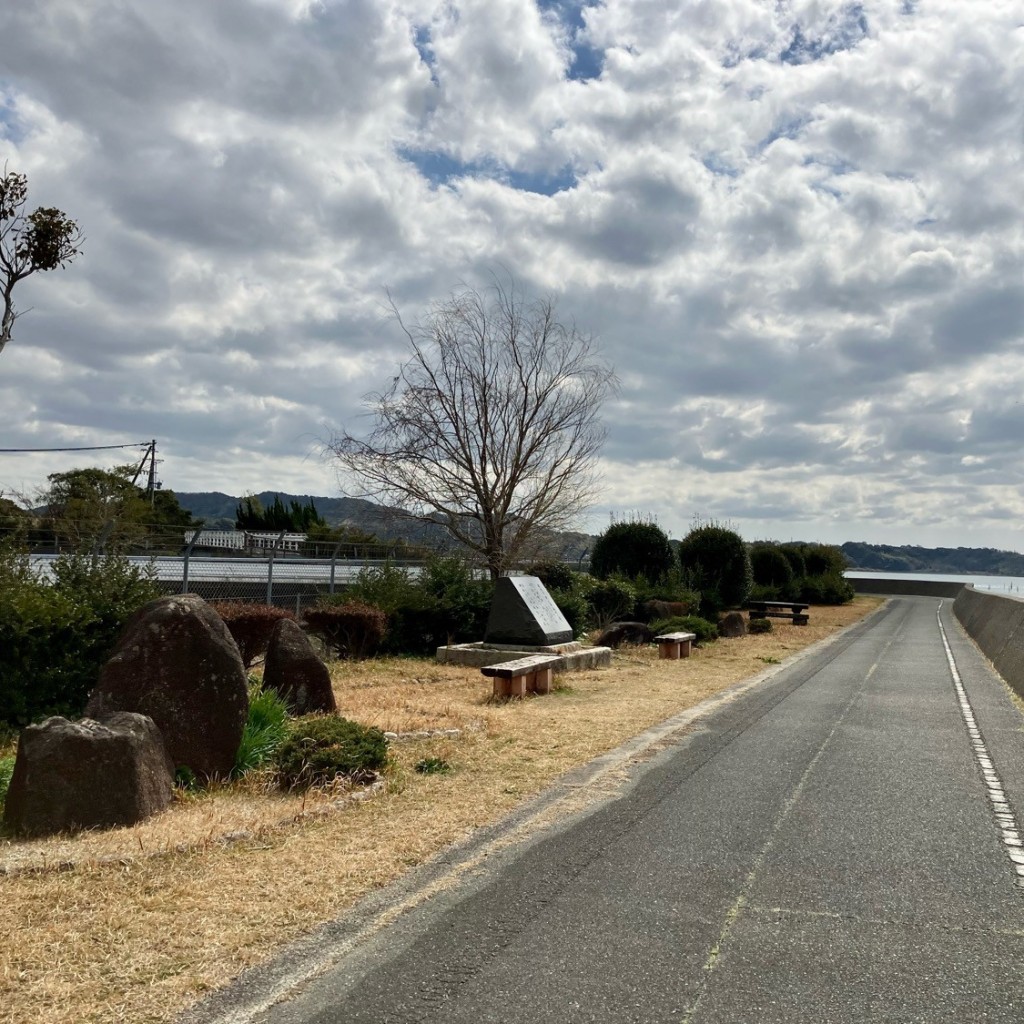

{"left": 654, "top": 632, "right": 696, "bottom": 659}
{"left": 747, "top": 600, "right": 810, "bottom": 626}
{"left": 481, "top": 654, "right": 560, "bottom": 698}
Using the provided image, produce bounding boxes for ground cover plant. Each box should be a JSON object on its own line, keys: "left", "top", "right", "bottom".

{"left": 0, "top": 598, "right": 879, "bottom": 1024}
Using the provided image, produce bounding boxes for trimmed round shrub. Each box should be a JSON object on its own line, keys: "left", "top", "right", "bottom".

{"left": 649, "top": 614, "right": 718, "bottom": 644}
{"left": 527, "top": 560, "right": 577, "bottom": 592}
{"left": 749, "top": 544, "right": 795, "bottom": 590}
{"left": 275, "top": 716, "right": 389, "bottom": 789}
{"left": 748, "top": 617, "right": 773, "bottom": 634}
{"left": 779, "top": 544, "right": 807, "bottom": 578}
{"left": 590, "top": 521, "right": 676, "bottom": 581}
{"left": 803, "top": 544, "right": 849, "bottom": 577}
{"left": 211, "top": 601, "right": 296, "bottom": 668}
{"left": 800, "top": 572, "right": 855, "bottom": 605}
{"left": 303, "top": 600, "right": 388, "bottom": 659}
{"left": 677, "top": 524, "right": 753, "bottom": 615}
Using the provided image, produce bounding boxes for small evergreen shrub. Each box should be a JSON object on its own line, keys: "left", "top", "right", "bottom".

{"left": 749, "top": 544, "right": 795, "bottom": 590}
{"left": 415, "top": 756, "right": 452, "bottom": 775}
{"left": 211, "top": 601, "right": 296, "bottom": 668}
{"left": 527, "top": 560, "right": 576, "bottom": 592}
{"left": 303, "top": 601, "right": 388, "bottom": 659}
{"left": 749, "top": 582, "right": 781, "bottom": 603}
{"left": 677, "top": 522, "right": 752, "bottom": 615}
{"left": 800, "top": 572, "right": 855, "bottom": 605}
{"left": 590, "top": 521, "right": 676, "bottom": 581}
{"left": 233, "top": 683, "right": 290, "bottom": 778}
{"left": 649, "top": 614, "right": 718, "bottom": 644}
{"left": 586, "top": 577, "right": 637, "bottom": 624}
{"left": 275, "top": 716, "right": 389, "bottom": 789}
{"left": 0, "top": 549, "right": 160, "bottom": 727}
{"left": 748, "top": 617, "right": 773, "bottom": 634}
{"left": 550, "top": 587, "right": 590, "bottom": 636}
{"left": 0, "top": 755, "right": 15, "bottom": 809}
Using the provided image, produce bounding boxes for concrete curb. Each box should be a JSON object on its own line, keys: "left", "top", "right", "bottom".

{"left": 953, "top": 586, "right": 1024, "bottom": 700}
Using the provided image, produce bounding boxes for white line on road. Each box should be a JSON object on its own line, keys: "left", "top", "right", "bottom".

{"left": 937, "top": 604, "right": 1024, "bottom": 890}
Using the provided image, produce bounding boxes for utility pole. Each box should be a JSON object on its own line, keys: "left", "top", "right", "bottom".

{"left": 146, "top": 439, "right": 157, "bottom": 506}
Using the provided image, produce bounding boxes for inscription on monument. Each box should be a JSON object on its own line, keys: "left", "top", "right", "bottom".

{"left": 483, "top": 575, "right": 574, "bottom": 646}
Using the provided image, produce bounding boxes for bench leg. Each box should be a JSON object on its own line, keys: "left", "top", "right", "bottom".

{"left": 679, "top": 640, "right": 692, "bottom": 658}
{"left": 658, "top": 641, "right": 681, "bottom": 660}
{"left": 526, "top": 667, "right": 554, "bottom": 694}
{"left": 492, "top": 677, "right": 510, "bottom": 699}
{"left": 793, "top": 614, "right": 809, "bottom": 626}
{"left": 507, "top": 674, "right": 528, "bottom": 698}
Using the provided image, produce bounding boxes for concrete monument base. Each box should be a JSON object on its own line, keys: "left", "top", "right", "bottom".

{"left": 436, "top": 640, "right": 612, "bottom": 672}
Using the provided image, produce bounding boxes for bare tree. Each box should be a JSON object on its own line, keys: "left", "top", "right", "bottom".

{"left": 326, "top": 280, "right": 618, "bottom": 578}
{"left": 0, "top": 168, "right": 82, "bottom": 357}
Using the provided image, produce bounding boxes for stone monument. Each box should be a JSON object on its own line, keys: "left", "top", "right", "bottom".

{"left": 483, "top": 575, "right": 574, "bottom": 646}
{"left": 436, "top": 574, "right": 611, "bottom": 672}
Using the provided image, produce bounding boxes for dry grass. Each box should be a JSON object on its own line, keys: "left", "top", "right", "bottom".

{"left": 0, "top": 599, "right": 879, "bottom": 1024}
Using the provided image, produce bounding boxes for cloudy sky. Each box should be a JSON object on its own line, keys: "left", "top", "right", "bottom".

{"left": 1, "top": 0, "right": 1022, "bottom": 549}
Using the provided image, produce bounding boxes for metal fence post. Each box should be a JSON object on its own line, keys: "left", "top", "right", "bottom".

{"left": 182, "top": 527, "right": 203, "bottom": 594}
{"left": 267, "top": 529, "right": 286, "bottom": 605}
{"left": 329, "top": 541, "right": 343, "bottom": 595}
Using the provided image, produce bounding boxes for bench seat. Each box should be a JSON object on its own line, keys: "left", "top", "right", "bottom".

{"left": 653, "top": 631, "right": 696, "bottom": 660}
{"left": 481, "top": 654, "right": 560, "bottom": 698}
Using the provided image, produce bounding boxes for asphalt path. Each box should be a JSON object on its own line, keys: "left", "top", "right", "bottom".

{"left": 188, "top": 597, "right": 1024, "bottom": 1024}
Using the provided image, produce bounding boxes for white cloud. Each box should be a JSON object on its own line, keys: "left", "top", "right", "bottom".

{"left": 0, "top": 0, "right": 1023, "bottom": 551}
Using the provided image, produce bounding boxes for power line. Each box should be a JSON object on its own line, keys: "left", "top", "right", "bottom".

{"left": 0, "top": 442, "right": 151, "bottom": 453}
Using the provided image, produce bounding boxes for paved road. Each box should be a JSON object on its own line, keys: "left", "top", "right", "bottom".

{"left": 200, "top": 597, "right": 1024, "bottom": 1023}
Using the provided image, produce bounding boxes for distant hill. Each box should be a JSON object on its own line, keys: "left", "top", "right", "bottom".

{"left": 173, "top": 491, "right": 594, "bottom": 561}
{"left": 842, "top": 542, "right": 1024, "bottom": 577}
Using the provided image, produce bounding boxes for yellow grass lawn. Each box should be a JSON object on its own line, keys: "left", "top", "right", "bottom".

{"left": 0, "top": 599, "right": 879, "bottom": 1024}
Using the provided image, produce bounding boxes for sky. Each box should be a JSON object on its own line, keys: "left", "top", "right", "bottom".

{"left": 1, "top": 0, "right": 1023, "bottom": 549}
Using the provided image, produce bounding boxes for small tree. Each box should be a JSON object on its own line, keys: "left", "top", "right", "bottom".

{"left": 590, "top": 519, "right": 675, "bottom": 581}
{"left": 678, "top": 521, "right": 752, "bottom": 614}
{"left": 0, "top": 168, "right": 82, "bottom": 357}
{"left": 326, "top": 279, "right": 617, "bottom": 579}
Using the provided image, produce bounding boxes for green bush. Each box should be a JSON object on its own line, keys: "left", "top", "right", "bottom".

{"left": 0, "top": 755, "right": 15, "bottom": 811}
{"left": 343, "top": 558, "right": 492, "bottom": 655}
{"left": 649, "top": 614, "right": 719, "bottom": 644}
{"left": 677, "top": 523, "right": 752, "bottom": 615}
{"left": 304, "top": 600, "right": 388, "bottom": 659}
{"left": 549, "top": 587, "right": 590, "bottom": 637}
{"left": 586, "top": 577, "right": 637, "bottom": 624}
{"left": 275, "top": 716, "right": 389, "bottom": 790}
{"left": 233, "top": 683, "right": 290, "bottom": 778}
{"left": 799, "top": 572, "right": 855, "bottom": 605}
{"left": 802, "top": 544, "right": 849, "bottom": 577}
{"left": 749, "top": 544, "right": 795, "bottom": 590}
{"left": 590, "top": 521, "right": 676, "bottom": 581}
{"left": 0, "top": 550, "right": 160, "bottom": 727}
{"left": 748, "top": 616, "right": 773, "bottom": 634}
{"left": 211, "top": 601, "right": 295, "bottom": 668}
{"left": 527, "top": 560, "right": 577, "bottom": 592}
{"left": 749, "top": 582, "right": 781, "bottom": 602}
{"left": 778, "top": 544, "right": 807, "bottom": 578}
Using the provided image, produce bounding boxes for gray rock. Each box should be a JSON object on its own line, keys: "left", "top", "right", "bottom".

{"left": 263, "top": 618, "right": 337, "bottom": 715}
{"left": 718, "top": 610, "right": 747, "bottom": 638}
{"left": 596, "top": 621, "right": 654, "bottom": 648}
{"left": 3, "top": 713, "right": 174, "bottom": 837}
{"left": 86, "top": 593, "right": 249, "bottom": 780}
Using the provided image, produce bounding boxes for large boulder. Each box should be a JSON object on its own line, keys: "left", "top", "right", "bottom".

{"left": 596, "top": 621, "right": 654, "bottom": 649}
{"left": 3, "top": 713, "right": 174, "bottom": 837}
{"left": 86, "top": 593, "right": 249, "bottom": 779}
{"left": 718, "top": 610, "right": 748, "bottom": 638}
{"left": 263, "top": 618, "right": 337, "bottom": 715}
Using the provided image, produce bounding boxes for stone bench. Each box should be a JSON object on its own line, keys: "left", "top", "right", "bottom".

{"left": 654, "top": 632, "right": 696, "bottom": 659}
{"left": 481, "top": 654, "right": 561, "bottom": 698}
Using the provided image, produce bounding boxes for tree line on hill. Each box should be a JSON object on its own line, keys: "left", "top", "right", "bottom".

{"left": 841, "top": 542, "right": 1024, "bottom": 577}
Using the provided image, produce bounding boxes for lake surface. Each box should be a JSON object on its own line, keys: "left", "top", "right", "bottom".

{"left": 845, "top": 570, "right": 1024, "bottom": 594}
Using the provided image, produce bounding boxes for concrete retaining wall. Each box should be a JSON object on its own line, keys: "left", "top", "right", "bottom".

{"left": 850, "top": 577, "right": 964, "bottom": 598}
{"left": 953, "top": 586, "right": 1024, "bottom": 700}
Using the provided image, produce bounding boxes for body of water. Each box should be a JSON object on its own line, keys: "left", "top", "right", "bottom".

{"left": 845, "top": 570, "right": 1024, "bottom": 594}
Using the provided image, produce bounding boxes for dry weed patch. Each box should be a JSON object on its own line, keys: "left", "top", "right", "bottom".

{"left": 0, "top": 599, "right": 879, "bottom": 1024}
